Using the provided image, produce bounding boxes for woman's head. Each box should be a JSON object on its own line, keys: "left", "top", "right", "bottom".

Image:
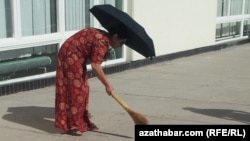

{"left": 108, "top": 24, "right": 128, "bottom": 48}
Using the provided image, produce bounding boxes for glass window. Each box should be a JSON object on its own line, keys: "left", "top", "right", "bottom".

{"left": 65, "top": 0, "right": 91, "bottom": 31}
{"left": 0, "top": 44, "right": 58, "bottom": 81}
{"left": 230, "top": 0, "right": 243, "bottom": 15}
{"left": 216, "top": 0, "right": 250, "bottom": 41}
{"left": 0, "top": 0, "right": 14, "bottom": 39}
{"left": 64, "top": 0, "right": 124, "bottom": 59}
{"left": 20, "top": 0, "right": 57, "bottom": 36}
{"left": 216, "top": 21, "right": 241, "bottom": 41}
{"left": 217, "top": 0, "right": 229, "bottom": 17}
{"left": 0, "top": 0, "right": 126, "bottom": 83}
{"left": 243, "top": 20, "right": 250, "bottom": 36}
{"left": 245, "top": 0, "right": 250, "bottom": 14}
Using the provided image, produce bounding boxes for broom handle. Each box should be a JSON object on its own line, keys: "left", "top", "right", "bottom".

{"left": 111, "top": 91, "right": 130, "bottom": 111}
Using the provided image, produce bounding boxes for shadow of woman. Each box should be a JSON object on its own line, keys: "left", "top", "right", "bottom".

{"left": 2, "top": 106, "right": 133, "bottom": 138}
{"left": 183, "top": 107, "right": 250, "bottom": 124}
{"left": 2, "top": 106, "right": 61, "bottom": 134}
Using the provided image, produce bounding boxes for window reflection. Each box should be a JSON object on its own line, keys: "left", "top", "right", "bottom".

{"left": 216, "top": 22, "right": 241, "bottom": 41}
{"left": 20, "top": 0, "right": 57, "bottom": 36}
{"left": 0, "top": 44, "right": 58, "bottom": 81}
{"left": 0, "top": 0, "right": 13, "bottom": 38}
{"left": 243, "top": 20, "right": 250, "bottom": 36}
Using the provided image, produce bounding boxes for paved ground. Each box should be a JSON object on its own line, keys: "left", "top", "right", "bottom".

{"left": 0, "top": 43, "right": 250, "bottom": 141}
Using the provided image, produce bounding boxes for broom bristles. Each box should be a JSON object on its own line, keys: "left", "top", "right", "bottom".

{"left": 127, "top": 109, "right": 149, "bottom": 125}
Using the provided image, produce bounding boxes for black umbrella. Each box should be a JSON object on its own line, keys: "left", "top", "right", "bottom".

{"left": 89, "top": 4, "right": 155, "bottom": 58}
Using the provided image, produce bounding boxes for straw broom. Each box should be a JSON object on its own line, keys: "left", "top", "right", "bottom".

{"left": 111, "top": 91, "right": 149, "bottom": 125}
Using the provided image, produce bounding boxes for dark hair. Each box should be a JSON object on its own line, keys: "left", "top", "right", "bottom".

{"left": 108, "top": 23, "right": 128, "bottom": 39}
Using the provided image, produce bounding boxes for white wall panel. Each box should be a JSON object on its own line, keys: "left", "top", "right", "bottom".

{"left": 130, "top": 0, "right": 217, "bottom": 60}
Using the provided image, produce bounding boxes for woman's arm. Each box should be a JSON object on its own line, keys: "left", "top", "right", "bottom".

{"left": 91, "top": 62, "right": 113, "bottom": 95}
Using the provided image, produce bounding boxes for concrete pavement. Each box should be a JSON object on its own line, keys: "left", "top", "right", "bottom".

{"left": 0, "top": 43, "right": 250, "bottom": 141}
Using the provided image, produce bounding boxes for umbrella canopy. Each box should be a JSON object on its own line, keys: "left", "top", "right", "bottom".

{"left": 89, "top": 4, "right": 155, "bottom": 58}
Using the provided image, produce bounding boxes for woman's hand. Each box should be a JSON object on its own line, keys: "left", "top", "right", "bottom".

{"left": 105, "top": 84, "right": 114, "bottom": 96}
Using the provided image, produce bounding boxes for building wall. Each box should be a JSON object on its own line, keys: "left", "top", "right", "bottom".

{"left": 129, "top": 0, "right": 217, "bottom": 60}
{"left": 1, "top": 0, "right": 249, "bottom": 95}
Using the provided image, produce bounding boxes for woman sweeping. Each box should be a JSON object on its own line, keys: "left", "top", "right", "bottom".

{"left": 55, "top": 24, "right": 127, "bottom": 136}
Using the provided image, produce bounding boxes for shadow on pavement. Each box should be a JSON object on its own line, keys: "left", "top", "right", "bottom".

{"left": 2, "top": 106, "right": 133, "bottom": 139}
{"left": 2, "top": 106, "right": 61, "bottom": 133}
{"left": 183, "top": 107, "right": 250, "bottom": 124}
{"left": 90, "top": 130, "right": 133, "bottom": 139}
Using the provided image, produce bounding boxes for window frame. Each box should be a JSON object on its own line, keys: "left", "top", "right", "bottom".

{"left": 216, "top": 0, "right": 250, "bottom": 42}
{"left": 0, "top": 0, "right": 127, "bottom": 85}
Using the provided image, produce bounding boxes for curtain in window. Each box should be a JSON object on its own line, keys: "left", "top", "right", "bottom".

{"left": 104, "top": 0, "right": 115, "bottom": 6}
{"left": 217, "top": 0, "right": 229, "bottom": 17}
{"left": 21, "top": 0, "right": 57, "bottom": 36}
{"left": 65, "top": 0, "right": 124, "bottom": 59}
{"left": 230, "top": 0, "right": 243, "bottom": 15}
{"left": 64, "top": 0, "right": 123, "bottom": 31}
{"left": 0, "top": 0, "right": 13, "bottom": 38}
{"left": 65, "top": 0, "right": 90, "bottom": 31}
{"left": 245, "top": 0, "right": 250, "bottom": 14}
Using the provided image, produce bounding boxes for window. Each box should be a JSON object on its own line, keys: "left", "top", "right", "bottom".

{"left": 0, "top": 44, "right": 58, "bottom": 81}
{"left": 65, "top": 0, "right": 90, "bottom": 31}
{"left": 64, "top": 0, "right": 123, "bottom": 31}
{"left": 230, "top": 0, "right": 243, "bottom": 15}
{"left": 0, "top": 0, "right": 14, "bottom": 39}
{"left": 245, "top": 0, "right": 250, "bottom": 14}
{"left": 64, "top": 0, "right": 124, "bottom": 60}
{"left": 216, "top": 0, "right": 250, "bottom": 41}
{"left": 243, "top": 19, "right": 250, "bottom": 36}
{"left": 0, "top": 0, "right": 125, "bottom": 83}
{"left": 217, "top": 0, "right": 229, "bottom": 17}
{"left": 216, "top": 22, "right": 241, "bottom": 40}
{"left": 20, "top": 0, "right": 57, "bottom": 36}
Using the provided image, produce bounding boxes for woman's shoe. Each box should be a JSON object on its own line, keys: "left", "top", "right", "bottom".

{"left": 65, "top": 128, "right": 83, "bottom": 136}
{"left": 89, "top": 123, "right": 99, "bottom": 131}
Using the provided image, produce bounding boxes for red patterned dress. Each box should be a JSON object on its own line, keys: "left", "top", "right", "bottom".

{"left": 55, "top": 28, "right": 109, "bottom": 132}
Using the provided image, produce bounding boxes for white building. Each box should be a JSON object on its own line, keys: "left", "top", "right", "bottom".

{"left": 0, "top": 0, "right": 249, "bottom": 95}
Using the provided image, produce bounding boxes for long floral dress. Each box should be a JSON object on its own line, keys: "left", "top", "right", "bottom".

{"left": 55, "top": 28, "right": 109, "bottom": 132}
